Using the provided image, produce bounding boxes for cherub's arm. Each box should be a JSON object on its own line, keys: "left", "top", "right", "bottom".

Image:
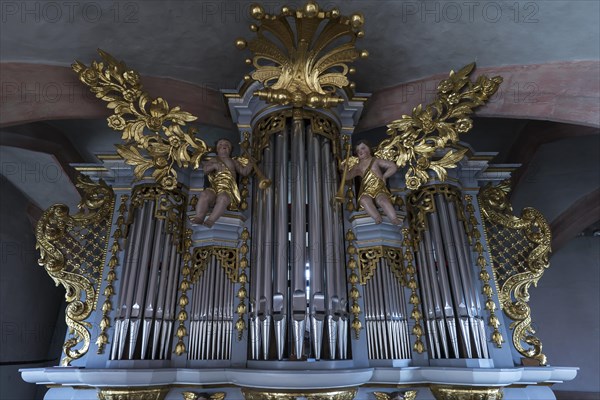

{"left": 202, "top": 159, "right": 218, "bottom": 173}
{"left": 340, "top": 156, "right": 360, "bottom": 180}
{"left": 345, "top": 166, "right": 360, "bottom": 180}
{"left": 378, "top": 158, "right": 398, "bottom": 180}
{"left": 234, "top": 157, "right": 254, "bottom": 176}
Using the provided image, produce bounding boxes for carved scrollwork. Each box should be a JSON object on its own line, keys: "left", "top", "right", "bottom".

{"left": 358, "top": 246, "right": 383, "bottom": 284}
{"left": 310, "top": 114, "right": 340, "bottom": 145}
{"left": 128, "top": 184, "right": 187, "bottom": 249}
{"left": 357, "top": 246, "right": 405, "bottom": 286}
{"left": 36, "top": 176, "right": 115, "bottom": 366}
{"left": 192, "top": 246, "right": 239, "bottom": 284}
{"left": 406, "top": 184, "right": 465, "bottom": 244}
{"left": 479, "top": 179, "right": 551, "bottom": 365}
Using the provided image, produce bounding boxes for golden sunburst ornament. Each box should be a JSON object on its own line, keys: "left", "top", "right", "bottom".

{"left": 236, "top": 1, "right": 368, "bottom": 109}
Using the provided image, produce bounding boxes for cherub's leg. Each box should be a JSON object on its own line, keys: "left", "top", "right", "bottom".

{"left": 192, "top": 190, "right": 216, "bottom": 225}
{"left": 376, "top": 194, "right": 401, "bottom": 225}
{"left": 204, "top": 193, "right": 231, "bottom": 228}
{"left": 359, "top": 196, "right": 382, "bottom": 224}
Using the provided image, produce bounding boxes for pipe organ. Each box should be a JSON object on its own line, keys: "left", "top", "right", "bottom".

{"left": 407, "top": 186, "right": 489, "bottom": 360}
{"left": 248, "top": 114, "right": 349, "bottom": 362}
{"left": 23, "top": 2, "right": 577, "bottom": 399}
{"left": 112, "top": 185, "right": 186, "bottom": 361}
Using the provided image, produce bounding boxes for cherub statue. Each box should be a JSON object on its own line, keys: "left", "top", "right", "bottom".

{"left": 192, "top": 138, "right": 253, "bottom": 227}
{"left": 344, "top": 140, "right": 401, "bottom": 225}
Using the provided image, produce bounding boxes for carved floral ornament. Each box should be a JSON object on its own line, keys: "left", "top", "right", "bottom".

{"left": 72, "top": 1, "right": 502, "bottom": 194}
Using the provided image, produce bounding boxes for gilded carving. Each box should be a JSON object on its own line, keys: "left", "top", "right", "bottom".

{"left": 175, "top": 227, "right": 193, "bottom": 356}
{"left": 373, "top": 391, "right": 417, "bottom": 400}
{"left": 192, "top": 247, "right": 239, "bottom": 283}
{"left": 376, "top": 63, "right": 502, "bottom": 190}
{"left": 97, "top": 194, "right": 129, "bottom": 353}
{"left": 72, "top": 50, "right": 209, "bottom": 191}
{"left": 402, "top": 228, "right": 425, "bottom": 353}
{"left": 241, "top": 388, "right": 357, "bottom": 400}
{"left": 129, "top": 184, "right": 187, "bottom": 243}
{"left": 237, "top": 228, "right": 251, "bottom": 339}
{"left": 358, "top": 246, "right": 384, "bottom": 284}
{"left": 465, "top": 194, "right": 504, "bottom": 348}
{"left": 98, "top": 387, "right": 169, "bottom": 400}
{"left": 182, "top": 391, "right": 226, "bottom": 400}
{"left": 430, "top": 385, "right": 503, "bottom": 400}
{"left": 357, "top": 246, "right": 405, "bottom": 286}
{"left": 406, "top": 185, "right": 464, "bottom": 244}
{"left": 345, "top": 229, "right": 362, "bottom": 338}
{"left": 479, "top": 179, "right": 550, "bottom": 365}
{"left": 237, "top": 2, "right": 366, "bottom": 109}
{"left": 36, "top": 176, "right": 114, "bottom": 366}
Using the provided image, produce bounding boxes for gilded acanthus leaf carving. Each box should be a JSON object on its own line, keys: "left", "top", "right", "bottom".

{"left": 36, "top": 176, "right": 114, "bottom": 365}
{"left": 237, "top": 2, "right": 367, "bottom": 109}
{"left": 72, "top": 49, "right": 209, "bottom": 190}
{"left": 376, "top": 63, "right": 503, "bottom": 190}
{"left": 479, "top": 179, "right": 551, "bottom": 365}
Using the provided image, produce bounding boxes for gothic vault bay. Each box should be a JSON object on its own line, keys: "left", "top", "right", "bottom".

{"left": 8, "top": 1, "right": 599, "bottom": 400}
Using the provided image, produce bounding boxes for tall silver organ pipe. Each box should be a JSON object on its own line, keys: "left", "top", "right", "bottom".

{"left": 321, "top": 138, "right": 339, "bottom": 359}
{"left": 247, "top": 114, "right": 348, "bottom": 361}
{"left": 290, "top": 117, "right": 307, "bottom": 360}
{"left": 188, "top": 254, "right": 236, "bottom": 361}
{"left": 260, "top": 137, "right": 275, "bottom": 360}
{"left": 410, "top": 187, "right": 490, "bottom": 359}
{"left": 307, "top": 125, "right": 325, "bottom": 360}
{"left": 249, "top": 166, "right": 265, "bottom": 360}
{"left": 273, "top": 129, "right": 289, "bottom": 361}
{"left": 111, "top": 189, "right": 184, "bottom": 361}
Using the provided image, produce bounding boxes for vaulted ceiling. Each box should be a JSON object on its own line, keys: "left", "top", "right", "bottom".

{"left": 1, "top": 0, "right": 599, "bottom": 235}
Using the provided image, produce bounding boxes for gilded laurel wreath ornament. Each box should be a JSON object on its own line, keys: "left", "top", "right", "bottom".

{"left": 236, "top": 1, "right": 367, "bottom": 108}
{"left": 376, "top": 63, "right": 503, "bottom": 190}
{"left": 72, "top": 49, "right": 209, "bottom": 190}
{"left": 479, "top": 179, "right": 550, "bottom": 365}
{"left": 36, "top": 176, "right": 115, "bottom": 365}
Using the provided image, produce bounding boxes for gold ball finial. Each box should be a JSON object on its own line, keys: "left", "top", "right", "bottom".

{"left": 249, "top": 24, "right": 258, "bottom": 32}
{"left": 349, "top": 67, "right": 356, "bottom": 74}
{"left": 244, "top": 75, "right": 252, "bottom": 81}
{"left": 357, "top": 30, "right": 365, "bottom": 38}
{"left": 281, "top": 6, "right": 291, "bottom": 15}
{"left": 330, "top": 8, "right": 340, "bottom": 18}
{"left": 245, "top": 58, "right": 252, "bottom": 65}
{"left": 250, "top": 4, "right": 265, "bottom": 19}
{"left": 351, "top": 13, "right": 364, "bottom": 28}
{"left": 360, "top": 50, "right": 369, "bottom": 58}
{"left": 304, "top": 1, "right": 319, "bottom": 18}
{"left": 235, "top": 39, "right": 247, "bottom": 49}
